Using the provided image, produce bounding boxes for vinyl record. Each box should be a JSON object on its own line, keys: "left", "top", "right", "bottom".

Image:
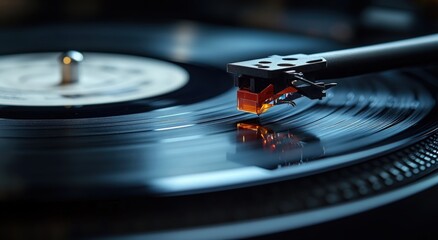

{"left": 0, "top": 22, "right": 436, "bottom": 240}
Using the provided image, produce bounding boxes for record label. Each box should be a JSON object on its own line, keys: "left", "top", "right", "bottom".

{"left": 0, "top": 52, "right": 189, "bottom": 106}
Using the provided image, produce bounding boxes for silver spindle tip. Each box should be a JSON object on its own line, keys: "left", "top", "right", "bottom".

{"left": 59, "top": 50, "right": 84, "bottom": 85}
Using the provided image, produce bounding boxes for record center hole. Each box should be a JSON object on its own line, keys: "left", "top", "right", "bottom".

{"left": 277, "top": 63, "right": 295, "bottom": 67}
{"left": 282, "top": 57, "right": 298, "bottom": 61}
{"left": 258, "top": 61, "right": 271, "bottom": 64}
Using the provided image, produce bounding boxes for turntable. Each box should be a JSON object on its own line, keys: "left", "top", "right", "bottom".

{"left": 0, "top": 2, "right": 437, "bottom": 240}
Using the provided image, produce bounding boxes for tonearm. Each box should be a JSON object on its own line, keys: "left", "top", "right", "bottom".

{"left": 227, "top": 34, "right": 438, "bottom": 115}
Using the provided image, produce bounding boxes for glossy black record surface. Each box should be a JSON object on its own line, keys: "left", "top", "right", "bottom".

{"left": 0, "top": 66, "right": 436, "bottom": 198}
{"left": 0, "top": 23, "right": 437, "bottom": 240}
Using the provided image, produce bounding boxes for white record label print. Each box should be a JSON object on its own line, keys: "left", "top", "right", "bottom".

{"left": 0, "top": 52, "right": 189, "bottom": 106}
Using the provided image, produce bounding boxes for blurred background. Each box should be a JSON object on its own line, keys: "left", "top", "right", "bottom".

{"left": 0, "top": 0, "right": 437, "bottom": 45}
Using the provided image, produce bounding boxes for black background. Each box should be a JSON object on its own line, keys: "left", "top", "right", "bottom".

{"left": 1, "top": 0, "right": 437, "bottom": 44}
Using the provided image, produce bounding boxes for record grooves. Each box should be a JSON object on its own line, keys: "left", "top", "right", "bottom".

{"left": 2, "top": 129, "right": 437, "bottom": 239}
{"left": 0, "top": 23, "right": 437, "bottom": 239}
